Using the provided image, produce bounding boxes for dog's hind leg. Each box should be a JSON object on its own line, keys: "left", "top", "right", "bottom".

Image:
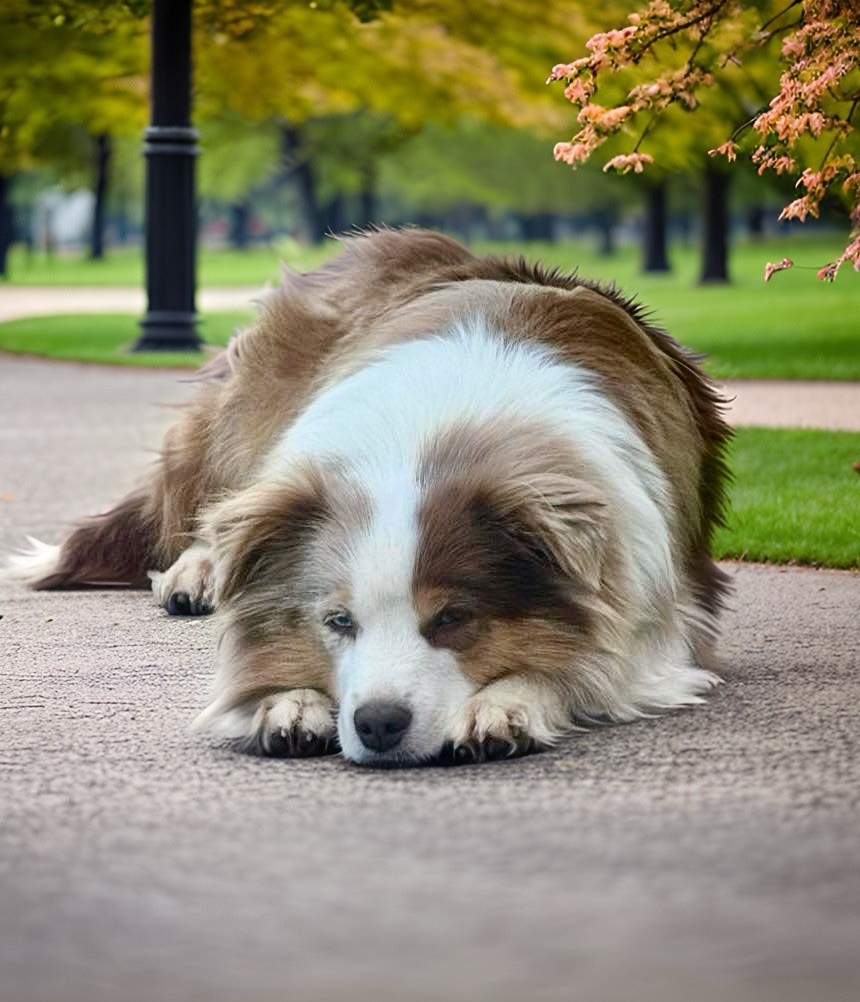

{"left": 7, "top": 486, "right": 160, "bottom": 590}
{"left": 8, "top": 379, "right": 228, "bottom": 594}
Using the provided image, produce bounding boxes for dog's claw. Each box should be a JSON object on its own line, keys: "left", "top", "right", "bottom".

{"left": 483, "top": 736, "right": 513, "bottom": 760}
{"left": 165, "top": 591, "right": 213, "bottom": 617}
{"left": 166, "top": 591, "right": 192, "bottom": 616}
{"left": 266, "top": 727, "right": 338, "bottom": 758}
{"left": 437, "top": 733, "right": 537, "bottom": 766}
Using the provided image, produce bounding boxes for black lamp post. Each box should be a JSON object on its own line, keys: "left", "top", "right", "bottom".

{"left": 134, "top": 0, "right": 201, "bottom": 351}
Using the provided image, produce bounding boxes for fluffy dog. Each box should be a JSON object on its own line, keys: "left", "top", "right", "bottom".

{"left": 10, "top": 229, "right": 731, "bottom": 766}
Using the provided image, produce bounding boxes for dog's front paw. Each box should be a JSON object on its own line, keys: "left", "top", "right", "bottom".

{"left": 252, "top": 689, "right": 338, "bottom": 758}
{"left": 149, "top": 543, "right": 215, "bottom": 616}
{"left": 442, "top": 677, "right": 570, "bottom": 765}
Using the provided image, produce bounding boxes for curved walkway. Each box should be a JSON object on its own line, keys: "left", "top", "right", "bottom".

{"left": 720, "top": 378, "right": 860, "bottom": 431}
{"left": 0, "top": 284, "right": 259, "bottom": 320}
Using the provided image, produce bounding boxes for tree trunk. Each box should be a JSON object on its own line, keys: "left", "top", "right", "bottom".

{"left": 357, "top": 188, "right": 376, "bottom": 229}
{"left": 747, "top": 204, "right": 765, "bottom": 240}
{"left": 320, "top": 193, "right": 346, "bottom": 236}
{"left": 280, "top": 122, "right": 326, "bottom": 245}
{"left": 356, "top": 163, "right": 377, "bottom": 229}
{"left": 520, "top": 212, "right": 555, "bottom": 242}
{"left": 700, "top": 164, "right": 731, "bottom": 284}
{"left": 642, "top": 181, "right": 670, "bottom": 272}
{"left": 0, "top": 173, "right": 13, "bottom": 278}
{"left": 228, "top": 200, "right": 251, "bottom": 249}
{"left": 595, "top": 206, "right": 617, "bottom": 256}
{"left": 90, "top": 133, "right": 112, "bottom": 261}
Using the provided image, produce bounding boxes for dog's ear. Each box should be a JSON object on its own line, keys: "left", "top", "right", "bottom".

{"left": 203, "top": 467, "right": 330, "bottom": 605}
{"left": 488, "top": 472, "right": 608, "bottom": 592}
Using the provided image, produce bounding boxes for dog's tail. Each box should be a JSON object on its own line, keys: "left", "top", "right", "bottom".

{"left": 5, "top": 487, "right": 160, "bottom": 590}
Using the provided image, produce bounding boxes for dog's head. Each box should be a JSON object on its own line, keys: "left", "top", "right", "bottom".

{"left": 202, "top": 422, "right": 615, "bottom": 765}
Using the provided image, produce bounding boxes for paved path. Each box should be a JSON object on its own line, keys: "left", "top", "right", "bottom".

{"left": 720, "top": 379, "right": 860, "bottom": 431}
{"left": 0, "top": 284, "right": 260, "bottom": 321}
{"left": 0, "top": 356, "right": 858, "bottom": 1002}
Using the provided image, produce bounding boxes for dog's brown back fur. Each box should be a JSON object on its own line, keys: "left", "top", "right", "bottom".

{"left": 33, "top": 228, "right": 730, "bottom": 622}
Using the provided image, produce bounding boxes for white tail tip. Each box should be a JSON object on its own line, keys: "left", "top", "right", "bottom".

{"left": 2, "top": 536, "right": 62, "bottom": 586}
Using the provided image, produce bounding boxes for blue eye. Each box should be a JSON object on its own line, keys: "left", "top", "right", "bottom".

{"left": 433, "top": 607, "right": 471, "bottom": 630}
{"left": 324, "top": 610, "right": 356, "bottom": 636}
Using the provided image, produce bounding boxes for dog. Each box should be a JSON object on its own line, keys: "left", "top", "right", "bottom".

{"left": 9, "top": 229, "right": 731, "bottom": 766}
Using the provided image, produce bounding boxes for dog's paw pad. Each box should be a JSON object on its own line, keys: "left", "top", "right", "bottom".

{"left": 267, "top": 728, "right": 339, "bottom": 758}
{"left": 165, "top": 590, "right": 191, "bottom": 616}
{"left": 255, "top": 690, "right": 338, "bottom": 759}
{"left": 439, "top": 733, "right": 535, "bottom": 766}
{"left": 164, "top": 590, "right": 213, "bottom": 617}
{"left": 442, "top": 688, "right": 552, "bottom": 766}
{"left": 149, "top": 545, "right": 215, "bottom": 617}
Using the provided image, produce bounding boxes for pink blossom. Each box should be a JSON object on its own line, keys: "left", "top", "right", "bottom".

{"left": 781, "top": 34, "right": 806, "bottom": 59}
{"left": 708, "top": 141, "right": 738, "bottom": 163}
{"left": 771, "top": 156, "right": 798, "bottom": 175}
{"left": 602, "top": 152, "right": 654, "bottom": 174}
{"left": 553, "top": 141, "right": 591, "bottom": 165}
{"left": 843, "top": 172, "right": 860, "bottom": 195}
{"left": 549, "top": 0, "right": 859, "bottom": 279}
{"left": 547, "top": 64, "right": 575, "bottom": 83}
{"left": 764, "top": 258, "right": 794, "bottom": 282}
{"left": 563, "top": 79, "right": 592, "bottom": 105}
{"left": 779, "top": 197, "right": 819, "bottom": 222}
{"left": 577, "top": 103, "right": 607, "bottom": 124}
{"left": 602, "top": 27, "right": 637, "bottom": 48}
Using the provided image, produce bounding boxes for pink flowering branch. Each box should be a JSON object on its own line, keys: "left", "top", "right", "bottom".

{"left": 549, "top": 0, "right": 860, "bottom": 280}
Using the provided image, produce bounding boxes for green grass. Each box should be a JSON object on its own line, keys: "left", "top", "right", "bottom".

{"left": 3, "top": 234, "right": 858, "bottom": 379}
{"left": 4, "top": 241, "right": 336, "bottom": 288}
{"left": 474, "top": 235, "right": 860, "bottom": 381}
{"left": 0, "top": 312, "right": 251, "bottom": 367}
{"left": 713, "top": 427, "right": 860, "bottom": 569}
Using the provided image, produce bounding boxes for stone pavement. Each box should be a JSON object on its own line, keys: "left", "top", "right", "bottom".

{"left": 1, "top": 355, "right": 858, "bottom": 1002}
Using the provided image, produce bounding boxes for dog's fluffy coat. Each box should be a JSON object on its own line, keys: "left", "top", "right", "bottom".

{"left": 10, "top": 229, "right": 731, "bottom": 765}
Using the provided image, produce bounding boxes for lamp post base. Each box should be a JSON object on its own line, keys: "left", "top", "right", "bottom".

{"left": 135, "top": 311, "right": 200, "bottom": 352}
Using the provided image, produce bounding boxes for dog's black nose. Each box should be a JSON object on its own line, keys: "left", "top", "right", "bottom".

{"left": 354, "top": 701, "right": 412, "bottom": 752}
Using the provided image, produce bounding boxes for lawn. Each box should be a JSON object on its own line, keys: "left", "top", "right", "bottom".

{"left": 713, "top": 427, "right": 859, "bottom": 569}
{"left": 4, "top": 239, "right": 335, "bottom": 288}
{"left": 2, "top": 233, "right": 858, "bottom": 379}
{"left": 474, "top": 235, "right": 860, "bottom": 380}
{"left": 0, "top": 312, "right": 251, "bottom": 367}
{"left": 709, "top": 426, "right": 857, "bottom": 573}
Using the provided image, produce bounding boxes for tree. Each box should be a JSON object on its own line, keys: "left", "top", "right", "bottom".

{"left": 379, "top": 118, "right": 634, "bottom": 245}
{"left": 548, "top": 0, "right": 860, "bottom": 280}
{"left": 0, "top": 1, "right": 147, "bottom": 272}
{"left": 191, "top": 0, "right": 587, "bottom": 242}
{"left": 641, "top": 178, "right": 670, "bottom": 272}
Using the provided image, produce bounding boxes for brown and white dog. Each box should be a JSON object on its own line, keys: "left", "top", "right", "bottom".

{"left": 10, "top": 229, "right": 731, "bottom": 766}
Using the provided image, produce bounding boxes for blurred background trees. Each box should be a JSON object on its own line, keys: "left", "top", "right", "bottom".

{"left": 1, "top": 0, "right": 853, "bottom": 283}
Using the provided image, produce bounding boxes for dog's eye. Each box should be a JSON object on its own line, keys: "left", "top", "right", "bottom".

{"left": 424, "top": 606, "right": 478, "bottom": 649}
{"left": 324, "top": 610, "right": 356, "bottom": 637}
{"left": 432, "top": 607, "right": 473, "bottom": 631}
